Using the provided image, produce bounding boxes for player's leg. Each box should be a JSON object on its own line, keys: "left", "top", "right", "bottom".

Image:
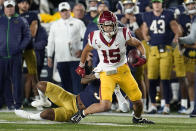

{"left": 147, "top": 46, "right": 160, "bottom": 113}
{"left": 71, "top": 71, "right": 116, "bottom": 123}
{"left": 23, "top": 49, "right": 39, "bottom": 107}
{"left": 173, "top": 47, "right": 187, "bottom": 113}
{"left": 84, "top": 71, "right": 116, "bottom": 115}
{"left": 185, "top": 61, "right": 195, "bottom": 114}
{"left": 118, "top": 64, "right": 154, "bottom": 124}
{"left": 160, "top": 46, "right": 173, "bottom": 114}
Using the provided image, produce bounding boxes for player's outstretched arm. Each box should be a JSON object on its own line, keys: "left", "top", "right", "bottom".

{"left": 81, "top": 73, "right": 97, "bottom": 84}
{"left": 75, "top": 43, "right": 94, "bottom": 77}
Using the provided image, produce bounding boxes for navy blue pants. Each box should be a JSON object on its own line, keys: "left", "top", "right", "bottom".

{"left": 57, "top": 61, "right": 82, "bottom": 95}
{"left": 35, "top": 50, "right": 45, "bottom": 80}
{"left": 0, "top": 55, "right": 22, "bottom": 109}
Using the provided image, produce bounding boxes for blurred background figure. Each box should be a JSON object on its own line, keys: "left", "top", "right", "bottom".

{"left": 0, "top": 0, "right": 31, "bottom": 110}
{"left": 47, "top": 2, "right": 86, "bottom": 94}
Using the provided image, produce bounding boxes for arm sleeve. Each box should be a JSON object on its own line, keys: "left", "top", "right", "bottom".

{"left": 179, "top": 20, "right": 196, "bottom": 44}
{"left": 47, "top": 23, "right": 55, "bottom": 57}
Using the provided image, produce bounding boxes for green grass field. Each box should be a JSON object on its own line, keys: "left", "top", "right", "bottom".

{"left": 0, "top": 111, "right": 196, "bottom": 131}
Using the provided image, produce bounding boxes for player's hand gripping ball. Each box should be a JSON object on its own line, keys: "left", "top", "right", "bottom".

{"left": 127, "top": 49, "right": 146, "bottom": 67}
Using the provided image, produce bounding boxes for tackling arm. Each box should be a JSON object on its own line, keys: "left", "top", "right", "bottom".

{"left": 80, "top": 43, "right": 94, "bottom": 65}
{"left": 75, "top": 43, "right": 94, "bottom": 77}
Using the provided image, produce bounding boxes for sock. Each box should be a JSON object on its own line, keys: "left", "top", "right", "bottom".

{"left": 181, "top": 99, "right": 188, "bottom": 108}
{"left": 142, "top": 99, "right": 147, "bottom": 109}
{"left": 149, "top": 80, "right": 158, "bottom": 103}
{"left": 171, "top": 82, "right": 179, "bottom": 100}
{"left": 162, "top": 80, "right": 171, "bottom": 104}
{"left": 30, "top": 112, "right": 44, "bottom": 120}
{"left": 190, "top": 101, "right": 195, "bottom": 109}
{"left": 161, "top": 99, "right": 165, "bottom": 107}
{"left": 133, "top": 115, "right": 141, "bottom": 119}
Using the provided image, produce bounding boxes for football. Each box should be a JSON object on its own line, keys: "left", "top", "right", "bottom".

{"left": 127, "top": 49, "right": 140, "bottom": 65}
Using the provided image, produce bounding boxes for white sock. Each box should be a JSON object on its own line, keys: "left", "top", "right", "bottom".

{"left": 190, "top": 101, "right": 195, "bottom": 109}
{"left": 142, "top": 99, "right": 147, "bottom": 109}
{"left": 171, "top": 83, "right": 179, "bottom": 100}
{"left": 29, "top": 112, "right": 44, "bottom": 120}
{"left": 181, "top": 99, "right": 188, "bottom": 108}
{"left": 161, "top": 99, "right": 165, "bottom": 107}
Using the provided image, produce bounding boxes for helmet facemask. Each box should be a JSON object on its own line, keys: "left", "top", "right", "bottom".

{"left": 98, "top": 21, "right": 118, "bottom": 37}
{"left": 183, "top": 0, "right": 196, "bottom": 15}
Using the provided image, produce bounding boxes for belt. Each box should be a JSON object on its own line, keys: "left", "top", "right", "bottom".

{"left": 76, "top": 95, "right": 86, "bottom": 110}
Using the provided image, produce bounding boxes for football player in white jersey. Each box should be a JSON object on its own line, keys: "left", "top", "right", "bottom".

{"left": 71, "top": 11, "right": 154, "bottom": 124}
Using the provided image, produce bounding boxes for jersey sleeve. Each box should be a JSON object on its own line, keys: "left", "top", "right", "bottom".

{"left": 136, "top": 13, "right": 143, "bottom": 27}
{"left": 142, "top": 12, "right": 148, "bottom": 23}
{"left": 167, "top": 10, "right": 175, "bottom": 22}
{"left": 122, "top": 27, "right": 132, "bottom": 41}
{"left": 88, "top": 31, "right": 95, "bottom": 48}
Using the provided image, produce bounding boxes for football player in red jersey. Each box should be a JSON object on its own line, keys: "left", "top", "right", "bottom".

{"left": 72, "top": 11, "right": 154, "bottom": 124}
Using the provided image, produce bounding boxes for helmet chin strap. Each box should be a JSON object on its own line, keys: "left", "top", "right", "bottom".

{"left": 103, "top": 31, "right": 115, "bottom": 38}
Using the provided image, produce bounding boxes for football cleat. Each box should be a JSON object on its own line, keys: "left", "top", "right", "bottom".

{"left": 15, "top": 109, "right": 34, "bottom": 120}
{"left": 70, "top": 110, "right": 85, "bottom": 123}
{"left": 178, "top": 106, "right": 187, "bottom": 114}
{"left": 185, "top": 107, "right": 194, "bottom": 114}
{"left": 162, "top": 106, "right": 170, "bottom": 114}
{"left": 31, "top": 99, "right": 51, "bottom": 108}
{"left": 190, "top": 110, "right": 196, "bottom": 117}
{"left": 147, "top": 105, "right": 157, "bottom": 114}
{"left": 132, "top": 117, "right": 155, "bottom": 124}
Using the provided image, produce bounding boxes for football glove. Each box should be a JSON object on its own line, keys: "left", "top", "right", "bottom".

{"left": 132, "top": 55, "right": 146, "bottom": 67}
{"left": 70, "top": 110, "right": 85, "bottom": 123}
{"left": 75, "top": 66, "right": 85, "bottom": 77}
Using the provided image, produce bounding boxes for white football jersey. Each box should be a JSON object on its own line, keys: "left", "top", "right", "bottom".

{"left": 88, "top": 27, "right": 132, "bottom": 71}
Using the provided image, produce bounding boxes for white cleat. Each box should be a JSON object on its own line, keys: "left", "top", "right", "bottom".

{"left": 31, "top": 99, "right": 51, "bottom": 108}
{"left": 185, "top": 107, "right": 194, "bottom": 114}
{"left": 15, "top": 109, "right": 34, "bottom": 120}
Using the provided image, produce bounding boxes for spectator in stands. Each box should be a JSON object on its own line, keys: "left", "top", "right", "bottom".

{"left": 73, "top": 3, "right": 87, "bottom": 25}
{"left": 0, "top": 0, "right": 31, "bottom": 109}
{"left": 0, "top": 0, "right": 4, "bottom": 14}
{"left": 47, "top": 2, "right": 86, "bottom": 94}
{"left": 83, "top": 0, "right": 99, "bottom": 25}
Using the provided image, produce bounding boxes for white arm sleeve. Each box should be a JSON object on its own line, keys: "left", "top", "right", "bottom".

{"left": 179, "top": 19, "right": 196, "bottom": 44}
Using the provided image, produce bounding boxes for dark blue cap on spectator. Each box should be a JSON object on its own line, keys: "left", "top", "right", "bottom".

{"left": 17, "top": 0, "right": 31, "bottom": 4}
{"left": 97, "top": 0, "right": 109, "bottom": 8}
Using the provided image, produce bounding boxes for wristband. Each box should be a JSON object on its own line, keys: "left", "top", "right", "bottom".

{"left": 79, "top": 62, "right": 85, "bottom": 68}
